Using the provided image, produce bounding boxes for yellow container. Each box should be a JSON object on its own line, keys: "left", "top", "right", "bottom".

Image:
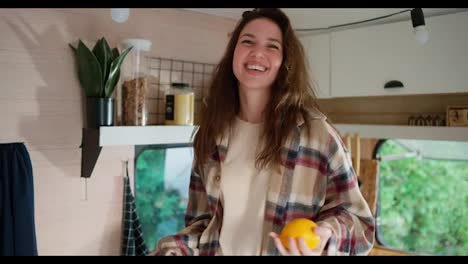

{"left": 165, "top": 83, "right": 194, "bottom": 125}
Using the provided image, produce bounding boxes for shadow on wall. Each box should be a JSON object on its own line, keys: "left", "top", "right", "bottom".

{"left": 5, "top": 8, "right": 140, "bottom": 148}
{"left": 4, "top": 9, "right": 132, "bottom": 169}
{"left": 4, "top": 9, "right": 128, "bottom": 255}
{"left": 5, "top": 10, "right": 91, "bottom": 170}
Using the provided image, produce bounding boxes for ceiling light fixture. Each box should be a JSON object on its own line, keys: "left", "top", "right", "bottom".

{"left": 411, "top": 8, "right": 429, "bottom": 45}
{"left": 294, "top": 8, "right": 429, "bottom": 45}
{"left": 111, "top": 8, "right": 130, "bottom": 23}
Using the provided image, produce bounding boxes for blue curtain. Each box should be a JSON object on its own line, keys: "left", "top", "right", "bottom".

{"left": 0, "top": 143, "right": 38, "bottom": 256}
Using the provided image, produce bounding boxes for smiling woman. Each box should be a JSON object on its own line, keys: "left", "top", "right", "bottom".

{"left": 233, "top": 18, "right": 283, "bottom": 96}
{"left": 153, "top": 8, "right": 375, "bottom": 256}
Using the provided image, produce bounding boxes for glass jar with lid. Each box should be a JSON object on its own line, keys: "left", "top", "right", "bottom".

{"left": 165, "top": 82, "right": 194, "bottom": 125}
{"left": 118, "top": 38, "right": 152, "bottom": 126}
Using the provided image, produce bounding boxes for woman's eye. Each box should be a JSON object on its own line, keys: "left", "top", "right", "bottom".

{"left": 268, "top": 45, "right": 280, "bottom": 50}
{"left": 241, "top": 39, "right": 253, "bottom": 44}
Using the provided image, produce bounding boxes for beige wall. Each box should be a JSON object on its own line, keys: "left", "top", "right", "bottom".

{"left": 0, "top": 8, "right": 235, "bottom": 255}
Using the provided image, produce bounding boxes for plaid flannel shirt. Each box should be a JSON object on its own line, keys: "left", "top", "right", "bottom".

{"left": 153, "top": 108, "right": 375, "bottom": 256}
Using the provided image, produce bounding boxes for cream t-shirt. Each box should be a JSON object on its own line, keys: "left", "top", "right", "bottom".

{"left": 218, "top": 117, "right": 271, "bottom": 255}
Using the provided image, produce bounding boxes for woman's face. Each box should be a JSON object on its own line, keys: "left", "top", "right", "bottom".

{"left": 233, "top": 18, "right": 284, "bottom": 92}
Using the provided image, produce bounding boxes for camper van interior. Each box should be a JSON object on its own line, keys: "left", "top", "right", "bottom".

{"left": 0, "top": 8, "right": 467, "bottom": 256}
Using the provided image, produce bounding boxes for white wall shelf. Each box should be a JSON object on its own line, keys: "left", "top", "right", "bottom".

{"left": 80, "top": 126, "right": 198, "bottom": 178}
{"left": 80, "top": 124, "right": 468, "bottom": 178}
{"left": 99, "top": 125, "right": 198, "bottom": 146}
{"left": 335, "top": 124, "right": 468, "bottom": 141}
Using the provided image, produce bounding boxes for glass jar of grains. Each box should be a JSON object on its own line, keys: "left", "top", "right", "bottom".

{"left": 118, "top": 38, "right": 152, "bottom": 126}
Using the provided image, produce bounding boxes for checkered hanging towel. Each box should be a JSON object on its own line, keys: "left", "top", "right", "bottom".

{"left": 121, "top": 163, "right": 149, "bottom": 256}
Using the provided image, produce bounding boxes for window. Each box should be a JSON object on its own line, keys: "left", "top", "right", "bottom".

{"left": 134, "top": 144, "right": 193, "bottom": 251}
{"left": 374, "top": 139, "right": 468, "bottom": 255}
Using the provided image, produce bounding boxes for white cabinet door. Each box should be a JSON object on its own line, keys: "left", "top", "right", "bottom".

{"left": 330, "top": 11, "right": 468, "bottom": 98}
{"left": 300, "top": 33, "right": 331, "bottom": 98}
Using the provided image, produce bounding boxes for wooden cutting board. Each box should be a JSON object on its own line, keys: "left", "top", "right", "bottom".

{"left": 358, "top": 159, "right": 379, "bottom": 216}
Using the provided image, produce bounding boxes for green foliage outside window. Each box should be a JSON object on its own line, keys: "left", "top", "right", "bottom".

{"left": 378, "top": 140, "right": 468, "bottom": 255}
{"left": 134, "top": 148, "right": 190, "bottom": 251}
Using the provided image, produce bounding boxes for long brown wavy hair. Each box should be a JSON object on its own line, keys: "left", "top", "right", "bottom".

{"left": 194, "top": 8, "right": 320, "bottom": 172}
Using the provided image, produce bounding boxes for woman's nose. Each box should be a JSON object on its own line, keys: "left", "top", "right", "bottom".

{"left": 249, "top": 46, "right": 265, "bottom": 59}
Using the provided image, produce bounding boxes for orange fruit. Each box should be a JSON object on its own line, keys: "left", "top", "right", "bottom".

{"left": 279, "top": 218, "right": 320, "bottom": 250}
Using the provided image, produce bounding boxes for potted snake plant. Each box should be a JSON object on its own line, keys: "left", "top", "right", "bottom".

{"left": 70, "top": 37, "right": 132, "bottom": 128}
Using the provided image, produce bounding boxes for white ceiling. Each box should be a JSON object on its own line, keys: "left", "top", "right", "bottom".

{"left": 183, "top": 8, "right": 468, "bottom": 30}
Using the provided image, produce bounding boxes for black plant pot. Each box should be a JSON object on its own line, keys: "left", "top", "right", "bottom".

{"left": 86, "top": 97, "right": 114, "bottom": 128}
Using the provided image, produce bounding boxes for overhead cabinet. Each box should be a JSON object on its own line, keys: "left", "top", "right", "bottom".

{"left": 300, "top": 33, "right": 331, "bottom": 98}
{"left": 330, "top": 11, "right": 468, "bottom": 97}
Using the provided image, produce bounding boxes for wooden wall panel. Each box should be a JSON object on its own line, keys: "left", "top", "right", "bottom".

{"left": 318, "top": 93, "right": 468, "bottom": 125}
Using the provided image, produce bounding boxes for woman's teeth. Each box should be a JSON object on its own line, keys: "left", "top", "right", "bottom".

{"left": 246, "top": 64, "right": 266, "bottom": 72}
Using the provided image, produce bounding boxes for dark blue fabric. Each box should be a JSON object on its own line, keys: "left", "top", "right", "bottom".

{"left": 121, "top": 175, "right": 148, "bottom": 256}
{"left": 0, "top": 143, "right": 38, "bottom": 256}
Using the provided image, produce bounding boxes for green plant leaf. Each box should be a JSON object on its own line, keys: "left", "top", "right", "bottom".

{"left": 112, "top": 47, "right": 120, "bottom": 61}
{"left": 101, "top": 38, "right": 113, "bottom": 92}
{"left": 77, "top": 39, "right": 102, "bottom": 97}
{"left": 104, "top": 45, "right": 133, "bottom": 98}
{"left": 110, "top": 48, "right": 121, "bottom": 85}
{"left": 92, "top": 38, "right": 110, "bottom": 95}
